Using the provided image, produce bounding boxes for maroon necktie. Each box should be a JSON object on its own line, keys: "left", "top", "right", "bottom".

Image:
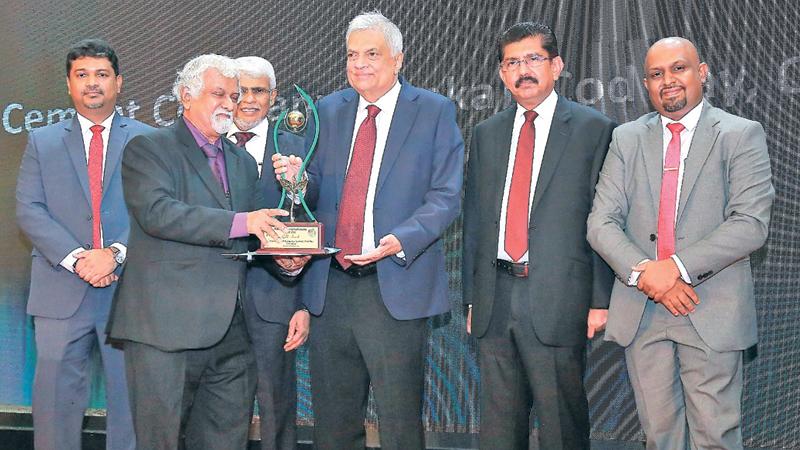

{"left": 504, "top": 110, "right": 537, "bottom": 262}
{"left": 657, "top": 122, "right": 685, "bottom": 260}
{"left": 334, "top": 104, "right": 381, "bottom": 269}
{"left": 88, "top": 125, "right": 104, "bottom": 249}
{"left": 201, "top": 143, "right": 229, "bottom": 195}
{"left": 233, "top": 131, "right": 255, "bottom": 148}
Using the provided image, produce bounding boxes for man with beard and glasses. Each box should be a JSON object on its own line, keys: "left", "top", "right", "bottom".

{"left": 462, "top": 22, "right": 615, "bottom": 449}
{"left": 16, "top": 38, "right": 151, "bottom": 450}
{"left": 588, "top": 37, "right": 774, "bottom": 449}
{"left": 228, "top": 56, "right": 308, "bottom": 450}
{"left": 108, "top": 54, "right": 303, "bottom": 450}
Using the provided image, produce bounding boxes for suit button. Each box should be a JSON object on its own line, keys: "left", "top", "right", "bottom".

{"left": 87, "top": 215, "right": 92, "bottom": 221}
{"left": 649, "top": 234, "right": 656, "bottom": 242}
{"left": 490, "top": 261, "right": 496, "bottom": 266}
{"left": 83, "top": 244, "right": 91, "bottom": 250}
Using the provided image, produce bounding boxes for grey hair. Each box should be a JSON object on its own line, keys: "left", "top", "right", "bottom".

{"left": 172, "top": 54, "right": 240, "bottom": 100}
{"left": 236, "top": 56, "right": 276, "bottom": 89}
{"left": 346, "top": 11, "right": 403, "bottom": 56}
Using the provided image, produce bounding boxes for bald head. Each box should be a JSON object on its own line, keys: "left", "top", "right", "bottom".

{"left": 643, "top": 37, "right": 708, "bottom": 120}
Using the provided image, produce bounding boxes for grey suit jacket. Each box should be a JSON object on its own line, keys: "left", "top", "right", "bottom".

{"left": 463, "top": 96, "right": 615, "bottom": 346}
{"left": 16, "top": 114, "right": 151, "bottom": 319}
{"left": 587, "top": 102, "right": 774, "bottom": 352}
{"left": 109, "top": 118, "right": 265, "bottom": 351}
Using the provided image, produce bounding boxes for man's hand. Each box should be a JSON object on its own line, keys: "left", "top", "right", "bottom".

{"left": 345, "top": 234, "right": 402, "bottom": 266}
{"left": 587, "top": 308, "right": 608, "bottom": 339}
{"left": 247, "top": 209, "right": 289, "bottom": 247}
{"left": 634, "top": 258, "right": 681, "bottom": 299}
{"left": 466, "top": 306, "right": 472, "bottom": 335}
{"left": 90, "top": 273, "right": 119, "bottom": 288}
{"left": 284, "top": 309, "right": 310, "bottom": 351}
{"left": 654, "top": 279, "right": 700, "bottom": 316}
{"left": 274, "top": 255, "right": 311, "bottom": 273}
{"left": 272, "top": 154, "right": 302, "bottom": 181}
{"left": 74, "top": 249, "right": 118, "bottom": 285}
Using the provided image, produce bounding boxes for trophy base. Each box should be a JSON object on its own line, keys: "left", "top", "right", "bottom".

{"left": 259, "top": 222, "right": 327, "bottom": 256}
{"left": 254, "top": 247, "right": 340, "bottom": 256}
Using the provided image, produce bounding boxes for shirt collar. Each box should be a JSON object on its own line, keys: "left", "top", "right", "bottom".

{"left": 660, "top": 100, "right": 704, "bottom": 133}
{"left": 515, "top": 88, "right": 558, "bottom": 121}
{"left": 76, "top": 112, "right": 115, "bottom": 135}
{"left": 357, "top": 78, "right": 402, "bottom": 113}
{"left": 227, "top": 117, "right": 270, "bottom": 139}
{"left": 183, "top": 116, "right": 222, "bottom": 150}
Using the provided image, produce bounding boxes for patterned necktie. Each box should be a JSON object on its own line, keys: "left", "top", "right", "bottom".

{"left": 233, "top": 131, "right": 255, "bottom": 148}
{"left": 88, "top": 125, "right": 104, "bottom": 249}
{"left": 201, "top": 143, "right": 229, "bottom": 195}
{"left": 504, "top": 110, "right": 537, "bottom": 262}
{"left": 334, "top": 104, "right": 381, "bottom": 269}
{"left": 657, "top": 122, "right": 685, "bottom": 260}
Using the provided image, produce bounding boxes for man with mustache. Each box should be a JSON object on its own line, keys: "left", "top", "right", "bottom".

{"left": 462, "top": 22, "right": 615, "bottom": 449}
{"left": 587, "top": 37, "right": 774, "bottom": 449}
{"left": 227, "top": 56, "right": 308, "bottom": 450}
{"left": 108, "top": 54, "right": 299, "bottom": 449}
{"left": 16, "top": 38, "right": 151, "bottom": 450}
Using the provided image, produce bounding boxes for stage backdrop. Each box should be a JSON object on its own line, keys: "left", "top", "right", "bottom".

{"left": 1, "top": 0, "right": 798, "bottom": 446}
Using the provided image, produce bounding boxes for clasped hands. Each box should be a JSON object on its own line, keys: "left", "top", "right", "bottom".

{"left": 633, "top": 259, "right": 699, "bottom": 316}
{"left": 74, "top": 248, "right": 119, "bottom": 288}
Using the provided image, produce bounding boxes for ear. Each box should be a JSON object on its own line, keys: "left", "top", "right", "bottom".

{"left": 393, "top": 51, "right": 404, "bottom": 75}
{"left": 698, "top": 62, "right": 709, "bottom": 84}
{"left": 180, "top": 86, "right": 192, "bottom": 109}
{"left": 269, "top": 89, "right": 278, "bottom": 106}
{"left": 550, "top": 55, "right": 564, "bottom": 80}
{"left": 116, "top": 74, "right": 124, "bottom": 94}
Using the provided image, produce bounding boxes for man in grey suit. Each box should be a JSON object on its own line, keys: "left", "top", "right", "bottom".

{"left": 228, "top": 56, "right": 309, "bottom": 450}
{"left": 462, "top": 22, "right": 615, "bottom": 449}
{"left": 108, "top": 54, "right": 300, "bottom": 450}
{"left": 587, "top": 37, "right": 774, "bottom": 449}
{"left": 16, "top": 39, "right": 150, "bottom": 450}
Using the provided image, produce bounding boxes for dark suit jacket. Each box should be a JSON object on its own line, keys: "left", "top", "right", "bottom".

{"left": 244, "top": 124, "right": 306, "bottom": 325}
{"left": 463, "top": 96, "right": 615, "bottom": 346}
{"left": 300, "top": 79, "right": 464, "bottom": 320}
{"left": 109, "top": 118, "right": 266, "bottom": 351}
{"left": 16, "top": 114, "right": 151, "bottom": 319}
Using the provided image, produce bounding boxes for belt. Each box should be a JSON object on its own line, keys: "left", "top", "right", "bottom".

{"left": 496, "top": 259, "right": 528, "bottom": 278}
{"left": 331, "top": 257, "right": 378, "bottom": 277}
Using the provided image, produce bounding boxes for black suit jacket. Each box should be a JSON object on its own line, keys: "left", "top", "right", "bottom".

{"left": 109, "top": 118, "right": 269, "bottom": 351}
{"left": 463, "top": 96, "right": 615, "bottom": 346}
{"left": 243, "top": 124, "right": 306, "bottom": 325}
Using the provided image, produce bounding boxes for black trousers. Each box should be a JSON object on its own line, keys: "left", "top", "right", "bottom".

{"left": 124, "top": 306, "right": 257, "bottom": 450}
{"left": 309, "top": 268, "right": 427, "bottom": 450}
{"left": 477, "top": 270, "right": 589, "bottom": 450}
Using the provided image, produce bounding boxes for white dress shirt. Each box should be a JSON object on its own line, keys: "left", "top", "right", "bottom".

{"left": 60, "top": 112, "right": 126, "bottom": 272}
{"left": 628, "top": 101, "right": 704, "bottom": 285}
{"left": 348, "top": 80, "right": 403, "bottom": 255}
{"left": 497, "top": 89, "right": 559, "bottom": 262}
{"left": 228, "top": 118, "right": 271, "bottom": 177}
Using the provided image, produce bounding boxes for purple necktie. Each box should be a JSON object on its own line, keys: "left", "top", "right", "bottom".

{"left": 201, "top": 143, "right": 229, "bottom": 195}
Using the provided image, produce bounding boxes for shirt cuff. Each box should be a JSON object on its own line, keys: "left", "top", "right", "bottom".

{"left": 60, "top": 247, "right": 85, "bottom": 273}
{"left": 396, "top": 250, "right": 406, "bottom": 259}
{"left": 282, "top": 267, "right": 303, "bottom": 276}
{"left": 230, "top": 213, "right": 249, "bottom": 238}
{"left": 671, "top": 254, "right": 692, "bottom": 284}
{"left": 109, "top": 243, "right": 127, "bottom": 260}
{"left": 627, "top": 259, "right": 650, "bottom": 286}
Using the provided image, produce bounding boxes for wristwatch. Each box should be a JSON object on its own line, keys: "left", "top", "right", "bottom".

{"left": 108, "top": 246, "right": 125, "bottom": 265}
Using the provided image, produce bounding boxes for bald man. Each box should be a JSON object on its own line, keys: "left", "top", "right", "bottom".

{"left": 587, "top": 37, "right": 773, "bottom": 449}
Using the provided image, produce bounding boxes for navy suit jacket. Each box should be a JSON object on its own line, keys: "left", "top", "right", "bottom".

{"left": 244, "top": 124, "right": 307, "bottom": 325}
{"left": 16, "top": 114, "right": 152, "bottom": 319}
{"left": 301, "top": 79, "right": 464, "bottom": 320}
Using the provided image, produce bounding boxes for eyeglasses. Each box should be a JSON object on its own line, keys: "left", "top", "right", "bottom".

{"left": 500, "top": 54, "right": 553, "bottom": 72}
{"left": 240, "top": 87, "right": 274, "bottom": 98}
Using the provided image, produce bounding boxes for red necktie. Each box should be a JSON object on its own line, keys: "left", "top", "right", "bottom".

{"left": 88, "top": 125, "right": 104, "bottom": 249}
{"left": 504, "top": 110, "right": 537, "bottom": 262}
{"left": 233, "top": 131, "right": 255, "bottom": 148}
{"left": 657, "top": 122, "right": 685, "bottom": 260}
{"left": 335, "top": 104, "right": 381, "bottom": 269}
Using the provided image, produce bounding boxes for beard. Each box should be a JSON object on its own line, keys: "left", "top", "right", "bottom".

{"left": 83, "top": 89, "right": 106, "bottom": 109}
{"left": 233, "top": 116, "right": 260, "bottom": 131}
{"left": 210, "top": 107, "right": 234, "bottom": 134}
{"left": 663, "top": 96, "right": 687, "bottom": 113}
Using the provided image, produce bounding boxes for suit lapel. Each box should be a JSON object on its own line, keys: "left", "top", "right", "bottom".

{"left": 642, "top": 113, "right": 664, "bottom": 213}
{"left": 177, "top": 119, "right": 230, "bottom": 209}
{"left": 376, "top": 82, "right": 419, "bottom": 195}
{"left": 333, "top": 90, "right": 359, "bottom": 200}
{"left": 677, "top": 103, "right": 720, "bottom": 222}
{"left": 63, "top": 117, "right": 91, "bottom": 204}
{"left": 102, "top": 113, "right": 128, "bottom": 198}
{"left": 224, "top": 139, "right": 244, "bottom": 211}
{"left": 530, "top": 97, "right": 572, "bottom": 215}
{"left": 490, "top": 107, "right": 516, "bottom": 222}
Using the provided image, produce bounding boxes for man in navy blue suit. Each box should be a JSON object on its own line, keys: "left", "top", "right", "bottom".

{"left": 228, "top": 56, "right": 308, "bottom": 450}
{"left": 16, "top": 39, "right": 151, "bottom": 450}
{"left": 274, "top": 11, "right": 463, "bottom": 450}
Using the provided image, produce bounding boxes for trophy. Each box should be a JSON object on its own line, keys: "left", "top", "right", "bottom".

{"left": 255, "top": 85, "right": 334, "bottom": 256}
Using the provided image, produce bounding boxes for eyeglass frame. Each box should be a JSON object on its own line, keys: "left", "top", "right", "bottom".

{"left": 499, "top": 54, "right": 554, "bottom": 72}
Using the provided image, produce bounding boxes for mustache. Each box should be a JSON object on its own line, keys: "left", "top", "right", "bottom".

{"left": 83, "top": 88, "right": 104, "bottom": 95}
{"left": 660, "top": 84, "right": 684, "bottom": 94}
{"left": 515, "top": 76, "right": 538, "bottom": 88}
